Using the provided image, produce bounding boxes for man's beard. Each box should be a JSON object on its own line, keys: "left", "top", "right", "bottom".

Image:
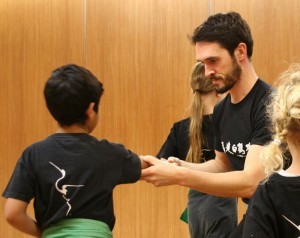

{"left": 214, "top": 58, "right": 242, "bottom": 94}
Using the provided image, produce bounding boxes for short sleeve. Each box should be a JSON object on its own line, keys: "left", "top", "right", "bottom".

{"left": 250, "top": 101, "right": 272, "bottom": 146}
{"left": 157, "top": 125, "right": 179, "bottom": 159}
{"left": 157, "top": 119, "right": 190, "bottom": 160}
{"left": 243, "top": 184, "right": 278, "bottom": 238}
{"left": 212, "top": 105, "right": 223, "bottom": 153}
{"left": 119, "top": 149, "right": 141, "bottom": 184}
{"left": 2, "top": 149, "right": 35, "bottom": 203}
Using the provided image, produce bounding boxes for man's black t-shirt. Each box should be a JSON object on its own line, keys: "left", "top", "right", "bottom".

{"left": 213, "top": 79, "right": 272, "bottom": 171}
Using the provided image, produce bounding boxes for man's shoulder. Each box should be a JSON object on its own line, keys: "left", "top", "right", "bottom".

{"left": 254, "top": 79, "right": 273, "bottom": 106}
{"left": 213, "top": 94, "right": 230, "bottom": 113}
{"left": 256, "top": 78, "right": 273, "bottom": 94}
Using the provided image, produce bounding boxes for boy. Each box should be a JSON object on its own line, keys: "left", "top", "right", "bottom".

{"left": 3, "top": 64, "right": 147, "bottom": 237}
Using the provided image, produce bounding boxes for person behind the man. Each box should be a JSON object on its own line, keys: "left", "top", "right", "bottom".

{"left": 141, "top": 12, "right": 272, "bottom": 237}
{"left": 157, "top": 62, "right": 237, "bottom": 238}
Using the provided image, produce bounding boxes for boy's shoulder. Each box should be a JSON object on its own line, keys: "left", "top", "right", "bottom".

{"left": 98, "top": 139, "right": 135, "bottom": 155}
{"left": 19, "top": 135, "right": 138, "bottom": 169}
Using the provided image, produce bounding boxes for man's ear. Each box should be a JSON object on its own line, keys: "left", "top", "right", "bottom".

{"left": 235, "top": 43, "right": 247, "bottom": 61}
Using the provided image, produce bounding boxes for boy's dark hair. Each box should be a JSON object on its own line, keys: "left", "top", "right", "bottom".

{"left": 44, "top": 64, "right": 104, "bottom": 126}
{"left": 190, "top": 12, "right": 253, "bottom": 58}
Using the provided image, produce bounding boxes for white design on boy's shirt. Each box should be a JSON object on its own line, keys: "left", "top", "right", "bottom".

{"left": 283, "top": 215, "right": 300, "bottom": 236}
{"left": 49, "top": 162, "right": 84, "bottom": 216}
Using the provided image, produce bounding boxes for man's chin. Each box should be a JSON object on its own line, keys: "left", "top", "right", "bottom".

{"left": 212, "top": 80, "right": 222, "bottom": 87}
{"left": 213, "top": 83, "right": 223, "bottom": 91}
{"left": 216, "top": 86, "right": 229, "bottom": 94}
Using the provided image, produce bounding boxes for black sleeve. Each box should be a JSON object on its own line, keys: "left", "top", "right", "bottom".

{"left": 242, "top": 184, "right": 278, "bottom": 238}
{"left": 156, "top": 119, "right": 190, "bottom": 160}
{"left": 250, "top": 100, "right": 272, "bottom": 146}
{"left": 212, "top": 102, "right": 224, "bottom": 153}
{"left": 2, "top": 148, "right": 35, "bottom": 203}
{"left": 119, "top": 149, "right": 141, "bottom": 183}
{"left": 242, "top": 216, "right": 271, "bottom": 238}
{"left": 250, "top": 81, "right": 273, "bottom": 146}
{"left": 103, "top": 140, "right": 142, "bottom": 184}
{"left": 157, "top": 125, "right": 179, "bottom": 159}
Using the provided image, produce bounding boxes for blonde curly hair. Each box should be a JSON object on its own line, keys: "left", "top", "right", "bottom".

{"left": 261, "top": 64, "right": 300, "bottom": 177}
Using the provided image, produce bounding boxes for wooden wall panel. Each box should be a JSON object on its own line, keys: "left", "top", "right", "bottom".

{"left": 86, "top": 1, "right": 208, "bottom": 237}
{"left": 0, "top": 0, "right": 84, "bottom": 237}
{"left": 210, "top": 0, "right": 300, "bottom": 84}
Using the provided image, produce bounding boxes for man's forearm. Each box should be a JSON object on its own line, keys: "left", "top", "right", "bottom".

{"left": 180, "top": 159, "right": 230, "bottom": 173}
{"left": 179, "top": 168, "right": 262, "bottom": 198}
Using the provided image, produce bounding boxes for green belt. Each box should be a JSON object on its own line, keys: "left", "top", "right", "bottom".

{"left": 180, "top": 208, "right": 188, "bottom": 224}
{"left": 42, "top": 218, "right": 112, "bottom": 238}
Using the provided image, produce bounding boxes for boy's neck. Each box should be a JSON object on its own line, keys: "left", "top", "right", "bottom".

{"left": 56, "top": 124, "right": 90, "bottom": 134}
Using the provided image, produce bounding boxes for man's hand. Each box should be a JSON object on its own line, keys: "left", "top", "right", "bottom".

{"left": 140, "top": 155, "right": 185, "bottom": 186}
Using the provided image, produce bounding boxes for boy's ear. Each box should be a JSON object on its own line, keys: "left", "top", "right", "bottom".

{"left": 86, "top": 102, "right": 96, "bottom": 117}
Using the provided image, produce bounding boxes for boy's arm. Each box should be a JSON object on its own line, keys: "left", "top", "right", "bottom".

{"left": 4, "top": 198, "right": 42, "bottom": 237}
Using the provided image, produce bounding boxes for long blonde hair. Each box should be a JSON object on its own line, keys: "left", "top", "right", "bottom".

{"left": 261, "top": 64, "right": 300, "bottom": 177}
{"left": 186, "top": 62, "right": 215, "bottom": 163}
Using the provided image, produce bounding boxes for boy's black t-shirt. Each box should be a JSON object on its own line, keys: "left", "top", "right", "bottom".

{"left": 2, "top": 133, "right": 141, "bottom": 231}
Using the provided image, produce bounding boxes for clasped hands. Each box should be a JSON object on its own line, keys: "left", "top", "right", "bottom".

{"left": 140, "top": 155, "right": 185, "bottom": 186}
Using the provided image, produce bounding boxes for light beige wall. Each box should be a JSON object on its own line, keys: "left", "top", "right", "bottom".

{"left": 1, "top": 0, "right": 300, "bottom": 237}
{"left": 0, "top": 1, "right": 85, "bottom": 237}
{"left": 85, "top": 1, "right": 208, "bottom": 237}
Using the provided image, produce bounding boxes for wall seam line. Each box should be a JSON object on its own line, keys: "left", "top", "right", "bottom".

{"left": 83, "top": 0, "right": 87, "bottom": 66}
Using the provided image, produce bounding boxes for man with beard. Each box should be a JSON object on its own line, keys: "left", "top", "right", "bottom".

{"left": 141, "top": 12, "right": 272, "bottom": 237}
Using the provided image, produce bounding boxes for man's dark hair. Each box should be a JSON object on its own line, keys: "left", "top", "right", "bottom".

{"left": 190, "top": 12, "right": 253, "bottom": 58}
{"left": 44, "top": 64, "right": 104, "bottom": 126}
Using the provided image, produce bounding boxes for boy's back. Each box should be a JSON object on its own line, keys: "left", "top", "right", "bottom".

{"left": 2, "top": 64, "right": 146, "bottom": 237}
{"left": 3, "top": 133, "right": 141, "bottom": 231}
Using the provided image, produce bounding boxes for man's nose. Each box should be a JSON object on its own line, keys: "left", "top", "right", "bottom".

{"left": 204, "top": 65, "right": 215, "bottom": 78}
